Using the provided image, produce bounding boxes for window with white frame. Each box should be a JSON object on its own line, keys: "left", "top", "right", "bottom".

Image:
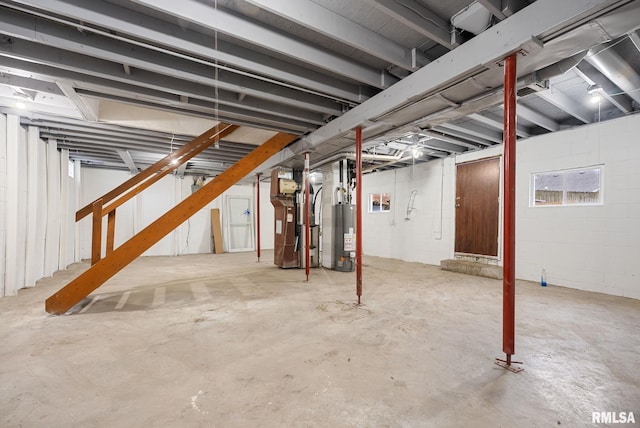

{"left": 531, "top": 166, "right": 603, "bottom": 206}
{"left": 368, "top": 193, "right": 391, "bottom": 212}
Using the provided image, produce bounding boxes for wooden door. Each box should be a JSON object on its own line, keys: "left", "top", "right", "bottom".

{"left": 455, "top": 157, "right": 500, "bottom": 256}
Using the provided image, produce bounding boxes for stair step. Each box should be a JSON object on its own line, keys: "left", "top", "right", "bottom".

{"left": 440, "top": 259, "right": 502, "bottom": 280}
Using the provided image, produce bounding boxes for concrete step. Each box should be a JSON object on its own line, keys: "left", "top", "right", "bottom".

{"left": 440, "top": 259, "right": 502, "bottom": 280}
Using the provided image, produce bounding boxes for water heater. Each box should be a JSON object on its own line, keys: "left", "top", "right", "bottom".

{"left": 333, "top": 204, "right": 355, "bottom": 272}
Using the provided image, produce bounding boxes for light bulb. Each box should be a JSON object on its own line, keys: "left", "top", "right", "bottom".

{"left": 16, "top": 101, "right": 26, "bottom": 109}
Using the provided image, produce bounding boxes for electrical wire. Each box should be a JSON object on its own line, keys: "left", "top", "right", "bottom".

{"left": 169, "top": 132, "right": 175, "bottom": 162}
{"left": 213, "top": 0, "right": 220, "bottom": 149}
{"left": 313, "top": 186, "right": 323, "bottom": 207}
{"left": 183, "top": 219, "right": 191, "bottom": 254}
{"left": 583, "top": 36, "right": 628, "bottom": 61}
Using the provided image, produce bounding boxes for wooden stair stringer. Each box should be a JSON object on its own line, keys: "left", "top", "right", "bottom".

{"left": 45, "top": 132, "right": 296, "bottom": 315}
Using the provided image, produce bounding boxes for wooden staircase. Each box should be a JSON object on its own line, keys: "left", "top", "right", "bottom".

{"left": 46, "top": 124, "right": 296, "bottom": 314}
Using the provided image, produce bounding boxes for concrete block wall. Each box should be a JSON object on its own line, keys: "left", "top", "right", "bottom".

{"left": 362, "top": 114, "right": 640, "bottom": 300}
{"left": 516, "top": 115, "right": 640, "bottom": 300}
{"left": 361, "top": 158, "right": 455, "bottom": 266}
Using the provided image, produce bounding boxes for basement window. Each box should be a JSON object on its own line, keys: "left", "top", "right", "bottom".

{"left": 531, "top": 166, "right": 603, "bottom": 206}
{"left": 368, "top": 193, "right": 391, "bottom": 212}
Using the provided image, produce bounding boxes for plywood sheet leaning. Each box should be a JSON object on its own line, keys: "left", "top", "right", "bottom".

{"left": 211, "top": 208, "right": 224, "bottom": 254}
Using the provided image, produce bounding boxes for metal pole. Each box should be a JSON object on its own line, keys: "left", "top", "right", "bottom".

{"left": 503, "top": 53, "right": 517, "bottom": 364}
{"left": 304, "top": 152, "right": 311, "bottom": 281}
{"left": 355, "top": 127, "right": 363, "bottom": 304}
{"left": 256, "top": 173, "right": 261, "bottom": 262}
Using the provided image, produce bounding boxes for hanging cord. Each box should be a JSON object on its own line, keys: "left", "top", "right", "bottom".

{"left": 213, "top": 0, "right": 220, "bottom": 149}
{"left": 183, "top": 219, "right": 191, "bottom": 254}
{"left": 169, "top": 132, "right": 178, "bottom": 165}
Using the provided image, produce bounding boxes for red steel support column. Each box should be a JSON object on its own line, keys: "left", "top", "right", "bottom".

{"left": 304, "top": 152, "right": 311, "bottom": 281}
{"left": 355, "top": 127, "right": 363, "bottom": 304}
{"left": 256, "top": 173, "right": 261, "bottom": 262}
{"left": 503, "top": 53, "right": 517, "bottom": 364}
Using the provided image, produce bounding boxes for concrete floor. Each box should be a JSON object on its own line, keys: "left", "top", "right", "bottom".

{"left": 0, "top": 251, "right": 638, "bottom": 427}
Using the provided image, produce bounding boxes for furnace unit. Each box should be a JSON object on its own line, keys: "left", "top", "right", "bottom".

{"left": 270, "top": 169, "right": 299, "bottom": 268}
{"left": 270, "top": 168, "right": 320, "bottom": 269}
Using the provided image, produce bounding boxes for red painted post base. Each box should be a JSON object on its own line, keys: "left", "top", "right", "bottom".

{"left": 494, "top": 356, "right": 524, "bottom": 373}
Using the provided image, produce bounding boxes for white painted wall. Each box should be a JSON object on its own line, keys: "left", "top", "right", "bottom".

{"left": 25, "top": 126, "right": 40, "bottom": 288}
{"left": 4, "top": 115, "right": 20, "bottom": 296}
{"left": 79, "top": 168, "right": 275, "bottom": 260}
{"left": 35, "top": 138, "right": 48, "bottom": 279}
{"left": 258, "top": 180, "right": 275, "bottom": 253}
{"left": 44, "top": 139, "right": 61, "bottom": 278}
{"left": 362, "top": 158, "right": 455, "bottom": 265}
{"left": 15, "top": 125, "right": 27, "bottom": 291}
{"left": 0, "top": 114, "right": 78, "bottom": 298}
{"left": 79, "top": 168, "right": 135, "bottom": 258}
{"left": 362, "top": 114, "right": 640, "bottom": 300}
{"left": 0, "top": 114, "right": 276, "bottom": 301}
{"left": 3, "top": 112, "right": 637, "bottom": 300}
{"left": 516, "top": 115, "right": 640, "bottom": 300}
{"left": 0, "top": 114, "right": 6, "bottom": 297}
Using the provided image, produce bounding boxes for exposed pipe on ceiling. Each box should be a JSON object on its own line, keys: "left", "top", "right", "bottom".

{"left": 362, "top": 155, "right": 414, "bottom": 173}
{"left": 310, "top": 151, "right": 403, "bottom": 170}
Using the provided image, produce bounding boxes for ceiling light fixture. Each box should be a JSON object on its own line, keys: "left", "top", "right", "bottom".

{"left": 586, "top": 84, "right": 601, "bottom": 94}
{"left": 15, "top": 101, "right": 26, "bottom": 109}
{"left": 587, "top": 84, "right": 602, "bottom": 104}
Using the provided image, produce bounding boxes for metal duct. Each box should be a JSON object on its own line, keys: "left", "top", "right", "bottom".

{"left": 257, "top": 0, "right": 640, "bottom": 174}
{"left": 310, "top": 152, "right": 402, "bottom": 170}
{"left": 586, "top": 44, "right": 640, "bottom": 105}
{"left": 362, "top": 155, "right": 413, "bottom": 173}
{"left": 534, "top": 51, "right": 588, "bottom": 81}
